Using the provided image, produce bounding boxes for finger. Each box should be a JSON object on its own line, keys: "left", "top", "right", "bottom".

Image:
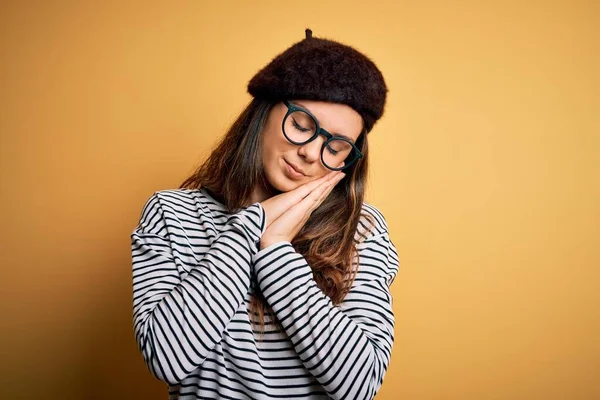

{"left": 291, "top": 170, "right": 338, "bottom": 200}
{"left": 293, "top": 175, "right": 342, "bottom": 229}
{"left": 267, "top": 172, "right": 344, "bottom": 239}
{"left": 313, "top": 172, "right": 344, "bottom": 209}
{"left": 300, "top": 172, "right": 344, "bottom": 215}
{"left": 282, "top": 186, "right": 331, "bottom": 235}
{"left": 261, "top": 170, "right": 338, "bottom": 224}
{"left": 261, "top": 169, "right": 343, "bottom": 227}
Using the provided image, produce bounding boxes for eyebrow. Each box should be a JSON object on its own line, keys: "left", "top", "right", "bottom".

{"left": 291, "top": 101, "right": 357, "bottom": 143}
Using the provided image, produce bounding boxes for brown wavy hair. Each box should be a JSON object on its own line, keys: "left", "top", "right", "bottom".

{"left": 180, "top": 98, "right": 374, "bottom": 334}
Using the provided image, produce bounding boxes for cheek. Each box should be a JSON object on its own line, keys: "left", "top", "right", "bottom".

{"left": 260, "top": 131, "right": 284, "bottom": 188}
{"left": 261, "top": 132, "right": 282, "bottom": 167}
{"left": 314, "top": 164, "right": 330, "bottom": 179}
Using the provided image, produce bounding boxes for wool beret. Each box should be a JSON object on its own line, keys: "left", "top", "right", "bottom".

{"left": 247, "top": 29, "right": 387, "bottom": 133}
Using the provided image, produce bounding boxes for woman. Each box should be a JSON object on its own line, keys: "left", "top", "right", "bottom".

{"left": 131, "top": 29, "right": 400, "bottom": 400}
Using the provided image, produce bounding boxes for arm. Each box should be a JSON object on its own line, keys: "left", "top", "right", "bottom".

{"left": 252, "top": 207, "right": 399, "bottom": 400}
{"left": 131, "top": 191, "right": 265, "bottom": 384}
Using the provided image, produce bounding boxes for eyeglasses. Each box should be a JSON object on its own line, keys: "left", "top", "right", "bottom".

{"left": 281, "top": 100, "right": 364, "bottom": 171}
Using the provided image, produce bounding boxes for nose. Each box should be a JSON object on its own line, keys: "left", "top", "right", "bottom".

{"left": 297, "top": 136, "right": 325, "bottom": 164}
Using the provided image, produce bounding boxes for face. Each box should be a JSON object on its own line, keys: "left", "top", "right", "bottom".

{"left": 261, "top": 99, "right": 363, "bottom": 192}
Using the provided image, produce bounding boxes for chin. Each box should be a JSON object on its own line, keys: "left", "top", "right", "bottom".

{"left": 272, "top": 176, "right": 301, "bottom": 192}
{"left": 265, "top": 169, "right": 304, "bottom": 192}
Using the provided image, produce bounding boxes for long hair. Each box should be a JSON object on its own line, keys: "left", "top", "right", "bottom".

{"left": 180, "top": 98, "right": 374, "bottom": 334}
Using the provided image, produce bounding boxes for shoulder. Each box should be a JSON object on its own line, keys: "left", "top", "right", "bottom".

{"left": 136, "top": 188, "right": 225, "bottom": 233}
{"left": 143, "top": 188, "right": 225, "bottom": 215}
{"left": 355, "top": 201, "right": 390, "bottom": 242}
{"left": 354, "top": 201, "right": 399, "bottom": 285}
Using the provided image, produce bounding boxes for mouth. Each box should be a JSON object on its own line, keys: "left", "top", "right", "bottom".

{"left": 284, "top": 159, "right": 307, "bottom": 178}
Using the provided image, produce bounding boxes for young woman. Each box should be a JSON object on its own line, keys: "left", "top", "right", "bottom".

{"left": 131, "top": 29, "right": 400, "bottom": 400}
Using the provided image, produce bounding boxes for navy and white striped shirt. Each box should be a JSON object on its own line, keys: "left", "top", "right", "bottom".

{"left": 131, "top": 188, "right": 399, "bottom": 399}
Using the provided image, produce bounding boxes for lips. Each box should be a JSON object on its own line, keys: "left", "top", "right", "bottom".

{"left": 285, "top": 160, "right": 307, "bottom": 176}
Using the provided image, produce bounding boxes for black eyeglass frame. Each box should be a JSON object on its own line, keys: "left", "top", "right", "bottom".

{"left": 281, "top": 100, "right": 364, "bottom": 171}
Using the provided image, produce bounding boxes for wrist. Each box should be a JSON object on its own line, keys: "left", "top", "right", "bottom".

{"left": 260, "top": 238, "right": 290, "bottom": 250}
{"left": 260, "top": 239, "right": 273, "bottom": 250}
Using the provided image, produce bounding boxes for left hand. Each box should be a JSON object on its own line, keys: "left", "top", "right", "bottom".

{"left": 260, "top": 171, "right": 345, "bottom": 250}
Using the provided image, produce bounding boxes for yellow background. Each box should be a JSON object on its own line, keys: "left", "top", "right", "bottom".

{"left": 1, "top": 1, "right": 598, "bottom": 399}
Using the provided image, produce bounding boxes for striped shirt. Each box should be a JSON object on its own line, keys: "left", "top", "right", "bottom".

{"left": 131, "top": 188, "right": 400, "bottom": 399}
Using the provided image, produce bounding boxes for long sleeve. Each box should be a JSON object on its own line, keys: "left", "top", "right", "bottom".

{"left": 252, "top": 205, "right": 399, "bottom": 400}
{"left": 131, "top": 191, "right": 266, "bottom": 385}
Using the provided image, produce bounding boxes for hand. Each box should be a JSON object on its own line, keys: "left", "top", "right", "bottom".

{"left": 260, "top": 169, "right": 343, "bottom": 228}
{"left": 259, "top": 170, "right": 345, "bottom": 250}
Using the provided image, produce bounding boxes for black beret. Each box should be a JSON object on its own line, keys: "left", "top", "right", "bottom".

{"left": 247, "top": 29, "right": 388, "bottom": 133}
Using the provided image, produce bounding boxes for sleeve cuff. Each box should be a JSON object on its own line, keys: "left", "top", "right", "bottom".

{"left": 227, "top": 202, "right": 266, "bottom": 243}
{"left": 252, "top": 240, "right": 293, "bottom": 263}
{"left": 252, "top": 241, "right": 304, "bottom": 291}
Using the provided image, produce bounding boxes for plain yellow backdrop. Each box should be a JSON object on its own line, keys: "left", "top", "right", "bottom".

{"left": 1, "top": 1, "right": 598, "bottom": 399}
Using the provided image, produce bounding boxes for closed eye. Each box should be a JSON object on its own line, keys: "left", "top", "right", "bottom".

{"left": 326, "top": 144, "right": 339, "bottom": 155}
{"left": 292, "top": 118, "right": 311, "bottom": 132}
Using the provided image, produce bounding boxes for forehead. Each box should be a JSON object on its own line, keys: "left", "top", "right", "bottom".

{"left": 290, "top": 99, "right": 363, "bottom": 142}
